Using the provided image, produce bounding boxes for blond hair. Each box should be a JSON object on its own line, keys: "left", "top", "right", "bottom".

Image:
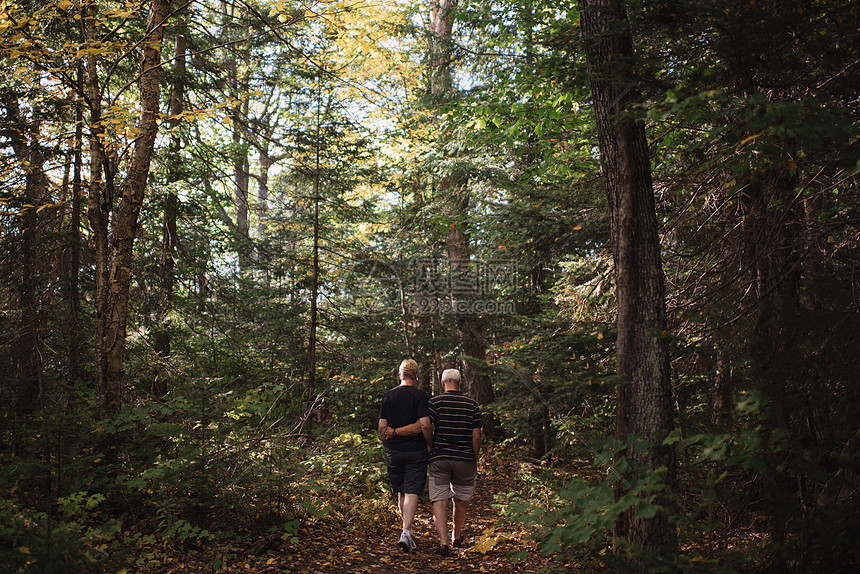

{"left": 399, "top": 359, "right": 419, "bottom": 381}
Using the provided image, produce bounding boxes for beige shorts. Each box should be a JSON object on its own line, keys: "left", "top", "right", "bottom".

{"left": 429, "top": 459, "right": 477, "bottom": 502}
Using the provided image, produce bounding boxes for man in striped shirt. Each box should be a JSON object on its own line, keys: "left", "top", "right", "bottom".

{"left": 428, "top": 368, "right": 482, "bottom": 556}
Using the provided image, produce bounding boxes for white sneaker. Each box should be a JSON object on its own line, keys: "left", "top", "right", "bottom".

{"left": 398, "top": 531, "right": 414, "bottom": 553}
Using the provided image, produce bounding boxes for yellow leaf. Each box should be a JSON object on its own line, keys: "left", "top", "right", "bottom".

{"left": 19, "top": 547, "right": 31, "bottom": 555}
{"left": 472, "top": 527, "right": 506, "bottom": 554}
{"left": 266, "top": 558, "right": 277, "bottom": 565}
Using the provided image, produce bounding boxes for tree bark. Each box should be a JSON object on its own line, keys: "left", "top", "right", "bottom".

{"left": 257, "top": 140, "right": 274, "bottom": 246}
{"left": 429, "top": 0, "right": 496, "bottom": 432}
{"left": 227, "top": 48, "right": 251, "bottom": 268}
{"left": 429, "top": 0, "right": 456, "bottom": 98}
{"left": 742, "top": 170, "right": 803, "bottom": 552}
{"left": 578, "top": 0, "right": 677, "bottom": 561}
{"left": 153, "top": 8, "right": 187, "bottom": 399}
{"left": 305, "top": 129, "right": 321, "bottom": 437}
{"left": 66, "top": 66, "right": 85, "bottom": 387}
{"left": 2, "top": 94, "right": 48, "bottom": 415}
{"left": 233, "top": 121, "right": 250, "bottom": 259}
{"left": 84, "top": 1, "right": 111, "bottom": 411}
{"left": 101, "top": 0, "right": 170, "bottom": 415}
{"left": 446, "top": 207, "right": 496, "bottom": 429}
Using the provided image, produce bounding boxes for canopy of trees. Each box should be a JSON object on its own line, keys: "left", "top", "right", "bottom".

{"left": 1, "top": 0, "right": 858, "bottom": 571}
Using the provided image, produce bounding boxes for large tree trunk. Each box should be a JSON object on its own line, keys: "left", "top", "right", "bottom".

{"left": 429, "top": 0, "right": 496, "bottom": 430}
{"left": 101, "top": 0, "right": 170, "bottom": 415}
{"left": 445, "top": 195, "right": 495, "bottom": 428}
{"left": 578, "top": 0, "right": 677, "bottom": 561}
{"left": 429, "top": 0, "right": 455, "bottom": 98}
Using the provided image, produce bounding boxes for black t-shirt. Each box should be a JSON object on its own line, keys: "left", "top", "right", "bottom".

{"left": 379, "top": 385, "right": 430, "bottom": 452}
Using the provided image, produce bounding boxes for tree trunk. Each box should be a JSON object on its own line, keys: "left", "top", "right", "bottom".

{"left": 17, "top": 172, "right": 43, "bottom": 416}
{"left": 429, "top": 0, "right": 456, "bottom": 99}
{"left": 2, "top": 94, "right": 48, "bottom": 415}
{"left": 66, "top": 66, "right": 85, "bottom": 386}
{"left": 578, "top": 0, "right": 677, "bottom": 561}
{"left": 305, "top": 133, "right": 321, "bottom": 437}
{"left": 257, "top": 135, "right": 274, "bottom": 245}
{"left": 742, "top": 170, "right": 803, "bottom": 555}
{"left": 227, "top": 50, "right": 251, "bottom": 268}
{"left": 153, "top": 10, "right": 187, "bottom": 399}
{"left": 257, "top": 151, "right": 272, "bottom": 239}
{"left": 531, "top": 402, "right": 551, "bottom": 459}
{"left": 444, "top": 185, "right": 496, "bottom": 428}
{"left": 233, "top": 130, "right": 250, "bottom": 259}
{"left": 429, "top": 0, "right": 496, "bottom": 431}
{"left": 101, "top": 0, "right": 170, "bottom": 415}
{"left": 84, "top": 1, "right": 111, "bottom": 411}
{"left": 712, "top": 349, "right": 733, "bottom": 423}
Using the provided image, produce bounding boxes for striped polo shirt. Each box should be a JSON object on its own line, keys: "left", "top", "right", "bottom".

{"left": 429, "top": 390, "right": 481, "bottom": 462}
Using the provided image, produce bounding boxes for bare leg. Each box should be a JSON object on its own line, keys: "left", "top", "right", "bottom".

{"left": 432, "top": 499, "right": 450, "bottom": 546}
{"left": 452, "top": 498, "right": 467, "bottom": 542}
{"left": 401, "top": 493, "right": 420, "bottom": 532}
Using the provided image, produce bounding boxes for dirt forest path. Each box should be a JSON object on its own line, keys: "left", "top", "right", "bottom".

{"left": 273, "top": 460, "right": 552, "bottom": 574}
{"left": 133, "top": 457, "right": 571, "bottom": 573}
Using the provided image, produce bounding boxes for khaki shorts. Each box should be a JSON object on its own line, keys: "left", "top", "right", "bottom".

{"left": 429, "top": 459, "right": 477, "bottom": 502}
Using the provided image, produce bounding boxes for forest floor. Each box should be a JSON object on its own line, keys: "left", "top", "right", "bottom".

{"left": 132, "top": 457, "right": 581, "bottom": 574}
{"left": 267, "top": 461, "right": 558, "bottom": 574}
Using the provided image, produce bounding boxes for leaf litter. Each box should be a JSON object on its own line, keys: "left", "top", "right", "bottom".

{"left": 130, "top": 461, "right": 559, "bottom": 573}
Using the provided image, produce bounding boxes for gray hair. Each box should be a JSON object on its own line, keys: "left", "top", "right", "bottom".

{"left": 441, "top": 369, "right": 461, "bottom": 384}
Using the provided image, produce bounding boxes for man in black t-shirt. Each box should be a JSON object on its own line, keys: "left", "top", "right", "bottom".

{"left": 378, "top": 359, "right": 432, "bottom": 553}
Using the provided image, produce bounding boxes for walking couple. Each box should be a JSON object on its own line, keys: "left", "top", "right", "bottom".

{"left": 377, "top": 359, "right": 482, "bottom": 556}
